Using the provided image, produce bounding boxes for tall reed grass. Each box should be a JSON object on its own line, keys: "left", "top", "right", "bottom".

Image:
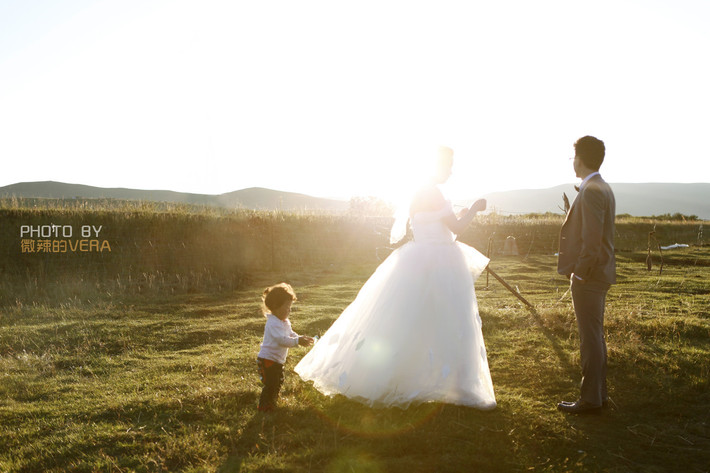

{"left": 1, "top": 198, "right": 705, "bottom": 305}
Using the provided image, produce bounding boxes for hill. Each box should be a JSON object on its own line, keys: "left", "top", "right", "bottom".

{"left": 482, "top": 182, "right": 710, "bottom": 219}
{"left": 1, "top": 181, "right": 708, "bottom": 218}
{"left": 213, "top": 187, "right": 347, "bottom": 212}
{"left": 0, "top": 181, "right": 348, "bottom": 212}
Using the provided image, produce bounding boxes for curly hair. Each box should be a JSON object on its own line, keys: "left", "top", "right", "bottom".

{"left": 262, "top": 283, "right": 297, "bottom": 315}
{"left": 574, "top": 136, "right": 605, "bottom": 171}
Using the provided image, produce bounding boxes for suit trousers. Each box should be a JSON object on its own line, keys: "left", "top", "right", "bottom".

{"left": 571, "top": 278, "right": 611, "bottom": 406}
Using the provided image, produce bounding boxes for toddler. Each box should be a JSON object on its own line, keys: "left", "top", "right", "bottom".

{"left": 256, "top": 283, "right": 314, "bottom": 412}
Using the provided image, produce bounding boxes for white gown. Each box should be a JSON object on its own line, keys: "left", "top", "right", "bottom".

{"left": 295, "top": 202, "right": 496, "bottom": 409}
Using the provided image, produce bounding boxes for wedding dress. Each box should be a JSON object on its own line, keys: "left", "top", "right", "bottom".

{"left": 295, "top": 200, "right": 496, "bottom": 409}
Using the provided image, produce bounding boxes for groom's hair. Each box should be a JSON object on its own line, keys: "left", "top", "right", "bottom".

{"left": 262, "top": 282, "right": 297, "bottom": 314}
{"left": 574, "top": 136, "right": 605, "bottom": 171}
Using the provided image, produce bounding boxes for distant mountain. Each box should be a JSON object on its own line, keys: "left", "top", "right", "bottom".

{"left": 482, "top": 183, "right": 710, "bottom": 219}
{"left": 213, "top": 187, "right": 348, "bottom": 211}
{"left": 1, "top": 181, "right": 708, "bottom": 219}
{"left": 0, "top": 181, "right": 348, "bottom": 212}
{"left": 0, "top": 181, "right": 217, "bottom": 206}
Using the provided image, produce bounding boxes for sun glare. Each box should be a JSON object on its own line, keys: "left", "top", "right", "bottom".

{"left": 0, "top": 1, "right": 708, "bottom": 199}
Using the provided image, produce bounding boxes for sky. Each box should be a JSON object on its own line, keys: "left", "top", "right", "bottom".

{"left": 1, "top": 0, "right": 709, "bottom": 203}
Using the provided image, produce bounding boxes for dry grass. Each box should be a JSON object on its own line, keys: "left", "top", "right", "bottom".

{"left": 1, "top": 247, "right": 709, "bottom": 472}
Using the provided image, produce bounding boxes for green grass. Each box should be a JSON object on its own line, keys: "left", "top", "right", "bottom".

{"left": 1, "top": 247, "right": 709, "bottom": 472}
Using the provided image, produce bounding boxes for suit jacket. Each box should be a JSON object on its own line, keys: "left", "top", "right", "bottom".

{"left": 558, "top": 174, "right": 616, "bottom": 284}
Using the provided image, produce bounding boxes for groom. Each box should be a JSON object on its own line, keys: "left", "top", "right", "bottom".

{"left": 557, "top": 135, "right": 616, "bottom": 414}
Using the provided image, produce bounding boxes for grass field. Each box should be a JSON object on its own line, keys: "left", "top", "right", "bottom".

{"left": 1, "top": 243, "right": 709, "bottom": 472}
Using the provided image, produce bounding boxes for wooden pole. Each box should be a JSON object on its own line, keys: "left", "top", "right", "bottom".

{"left": 486, "top": 266, "right": 535, "bottom": 310}
{"left": 485, "top": 235, "right": 494, "bottom": 288}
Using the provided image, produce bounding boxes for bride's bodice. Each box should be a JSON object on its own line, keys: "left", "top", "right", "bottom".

{"left": 410, "top": 202, "right": 455, "bottom": 244}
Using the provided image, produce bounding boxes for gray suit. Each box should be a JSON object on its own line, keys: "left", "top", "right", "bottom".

{"left": 558, "top": 174, "right": 616, "bottom": 405}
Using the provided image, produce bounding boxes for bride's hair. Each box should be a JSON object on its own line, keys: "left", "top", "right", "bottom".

{"left": 262, "top": 282, "right": 297, "bottom": 315}
{"left": 438, "top": 145, "right": 453, "bottom": 160}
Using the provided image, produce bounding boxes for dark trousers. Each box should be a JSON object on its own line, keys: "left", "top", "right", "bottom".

{"left": 571, "top": 279, "right": 611, "bottom": 406}
{"left": 257, "top": 357, "right": 284, "bottom": 411}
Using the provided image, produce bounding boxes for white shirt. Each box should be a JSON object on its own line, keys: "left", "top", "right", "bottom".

{"left": 257, "top": 314, "right": 300, "bottom": 364}
{"left": 579, "top": 171, "right": 601, "bottom": 190}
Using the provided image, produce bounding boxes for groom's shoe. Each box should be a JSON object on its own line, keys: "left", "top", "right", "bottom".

{"left": 557, "top": 399, "right": 602, "bottom": 415}
{"left": 559, "top": 398, "right": 611, "bottom": 408}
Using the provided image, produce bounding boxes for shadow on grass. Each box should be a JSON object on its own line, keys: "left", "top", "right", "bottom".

{"left": 527, "top": 307, "right": 578, "bottom": 379}
{"left": 42, "top": 389, "right": 263, "bottom": 473}
{"left": 222, "top": 397, "right": 514, "bottom": 473}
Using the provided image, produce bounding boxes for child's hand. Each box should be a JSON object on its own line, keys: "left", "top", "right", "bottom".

{"left": 298, "top": 336, "right": 315, "bottom": 347}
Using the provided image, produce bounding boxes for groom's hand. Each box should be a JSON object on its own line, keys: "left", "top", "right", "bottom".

{"left": 299, "top": 336, "right": 314, "bottom": 346}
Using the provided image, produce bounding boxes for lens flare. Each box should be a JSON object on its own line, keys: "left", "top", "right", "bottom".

{"left": 304, "top": 393, "right": 445, "bottom": 439}
{"left": 326, "top": 448, "right": 384, "bottom": 473}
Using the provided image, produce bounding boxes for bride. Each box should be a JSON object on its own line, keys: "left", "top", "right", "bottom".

{"left": 295, "top": 146, "right": 496, "bottom": 409}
